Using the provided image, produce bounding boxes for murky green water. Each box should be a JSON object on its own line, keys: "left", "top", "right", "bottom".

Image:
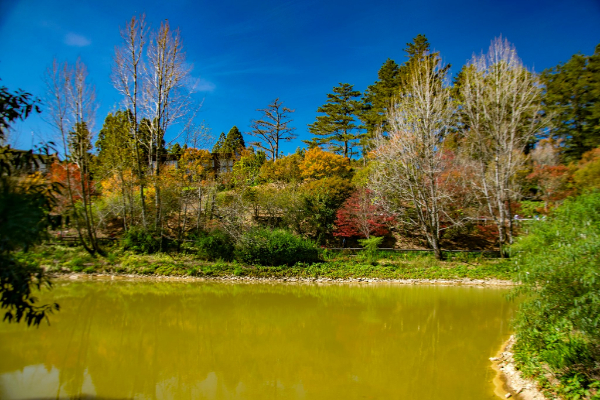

{"left": 0, "top": 279, "right": 514, "bottom": 399}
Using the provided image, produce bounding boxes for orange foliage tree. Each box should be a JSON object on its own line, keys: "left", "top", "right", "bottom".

{"left": 49, "top": 161, "right": 93, "bottom": 214}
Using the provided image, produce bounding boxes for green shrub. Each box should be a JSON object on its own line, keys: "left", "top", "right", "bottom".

{"left": 70, "top": 264, "right": 85, "bottom": 272}
{"left": 195, "top": 230, "right": 234, "bottom": 261}
{"left": 122, "top": 228, "right": 161, "bottom": 254}
{"left": 66, "top": 254, "right": 94, "bottom": 272}
{"left": 234, "top": 227, "right": 321, "bottom": 266}
{"left": 511, "top": 191, "right": 600, "bottom": 397}
{"left": 358, "top": 236, "right": 384, "bottom": 254}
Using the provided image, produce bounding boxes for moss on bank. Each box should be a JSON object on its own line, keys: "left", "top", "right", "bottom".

{"left": 18, "top": 244, "right": 514, "bottom": 281}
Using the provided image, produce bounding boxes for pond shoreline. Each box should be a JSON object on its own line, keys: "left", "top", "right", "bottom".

{"left": 50, "top": 271, "right": 516, "bottom": 286}
{"left": 491, "top": 336, "right": 549, "bottom": 400}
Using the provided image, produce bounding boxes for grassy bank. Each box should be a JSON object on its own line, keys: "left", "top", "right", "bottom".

{"left": 17, "top": 244, "right": 513, "bottom": 281}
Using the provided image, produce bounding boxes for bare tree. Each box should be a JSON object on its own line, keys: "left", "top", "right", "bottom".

{"left": 113, "top": 17, "right": 197, "bottom": 233}
{"left": 460, "top": 37, "right": 545, "bottom": 251}
{"left": 250, "top": 98, "right": 296, "bottom": 160}
{"left": 183, "top": 121, "right": 212, "bottom": 150}
{"left": 143, "top": 20, "right": 194, "bottom": 231}
{"left": 112, "top": 15, "right": 149, "bottom": 227}
{"left": 45, "top": 59, "right": 103, "bottom": 255}
{"left": 369, "top": 54, "right": 457, "bottom": 260}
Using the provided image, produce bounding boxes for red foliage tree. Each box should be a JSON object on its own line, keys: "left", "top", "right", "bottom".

{"left": 334, "top": 188, "right": 392, "bottom": 238}
{"left": 49, "top": 161, "right": 95, "bottom": 213}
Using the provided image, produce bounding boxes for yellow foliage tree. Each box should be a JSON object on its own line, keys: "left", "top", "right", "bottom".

{"left": 299, "top": 147, "right": 350, "bottom": 180}
{"left": 259, "top": 153, "right": 303, "bottom": 183}
{"left": 573, "top": 147, "right": 600, "bottom": 191}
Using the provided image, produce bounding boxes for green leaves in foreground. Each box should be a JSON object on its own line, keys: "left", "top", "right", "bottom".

{"left": 0, "top": 254, "right": 59, "bottom": 326}
{"left": 511, "top": 191, "right": 600, "bottom": 398}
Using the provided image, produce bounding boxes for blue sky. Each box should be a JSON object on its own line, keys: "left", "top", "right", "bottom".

{"left": 1, "top": 0, "right": 600, "bottom": 155}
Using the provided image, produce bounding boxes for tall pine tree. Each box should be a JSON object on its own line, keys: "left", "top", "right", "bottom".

{"left": 542, "top": 43, "right": 600, "bottom": 161}
{"left": 360, "top": 59, "right": 402, "bottom": 145}
{"left": 222, "top": 126, "right": 246, "bottom": 155}
{"left": 212, "top": 132, "right": 226, "bottom": 153}
{"left": 308, "top": 83, "right": 363, "bottom": 158}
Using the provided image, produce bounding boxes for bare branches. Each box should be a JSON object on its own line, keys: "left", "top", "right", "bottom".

{"left": 460, "top": 37, "right": 545, "bottom": 248}
{"left": 113, "top": 16, "right": 200, "bottom": 230}
{"left": 144, "top": 21, "right": 193, "bottom": 142}
{"left": 113, "top": 15, "right": 148, "bottom": 226}
{"left": 369, "top": 54, "right": 457, "bottom": 259}
{"left": 44, "top": 60, "right": 70, "bottom": 148}
{"left": 250, "top": 98, "right": 296, "bottom": 160}
{"left": 112, "top": 15, "right": 146, "bottom": 120}
{"left": 183, "top": 121, "right": 212, "bottom": 149}
{"left": 44, "top": 58, "right": 102, "bottom": 255}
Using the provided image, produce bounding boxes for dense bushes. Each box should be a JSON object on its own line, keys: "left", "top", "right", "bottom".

{"left": 195, "top": 230, "right": 234, "bottom": 261}
{"left": 511, "top": 191, "right": 600, "bottom": 398}
{"left": 122, "top": 228, "right": 163, "bottom": 254}
{"left": 234, "top": 228, "right": 321, "bottom": 266}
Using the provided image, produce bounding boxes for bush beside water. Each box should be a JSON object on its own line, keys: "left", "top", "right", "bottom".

{"left": 234, "top": 227, "right": 321, "bottom": 266}
{"left": 122, "top": 228, "right": 162, "bottom": 254}
{"left": 511, "top": 191, "right": 600, "bottom": 399}
{"left": 195, "top": 230, "right": 234, "bottom": 261}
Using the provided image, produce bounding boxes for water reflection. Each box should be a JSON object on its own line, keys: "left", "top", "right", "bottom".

{"left": 0, "top": 280, "right": 513, "bottom": 399}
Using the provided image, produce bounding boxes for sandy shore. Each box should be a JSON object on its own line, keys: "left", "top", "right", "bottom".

{"left": 491, "top": 336, "right": 551, "bottom": 400}
{"left": 51, "top": 272, "right": 517, "bottom": 286}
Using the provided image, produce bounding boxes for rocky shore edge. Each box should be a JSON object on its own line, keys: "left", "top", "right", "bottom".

{"left": 491, "top": 336, "right": 549, "bottom": 400}
{"left": 50, "top": 272, "right": 516, "bottom": 286}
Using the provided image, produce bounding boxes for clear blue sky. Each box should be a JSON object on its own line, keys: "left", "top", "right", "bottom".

{"left": 1, "top": 0, "right": 599, "bottom": 155}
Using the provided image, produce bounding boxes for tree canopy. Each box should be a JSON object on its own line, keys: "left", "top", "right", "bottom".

{"left": 542, "top": 43, "right": 600, "bottom": 161}
{"left": 308, "top": 83, "right": 364, "bottom": 158}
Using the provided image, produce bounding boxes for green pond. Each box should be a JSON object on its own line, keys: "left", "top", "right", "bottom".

{"left": 0, "top": 279, "right": 514, "bottom": 399}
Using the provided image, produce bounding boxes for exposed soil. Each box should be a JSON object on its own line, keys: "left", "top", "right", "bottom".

{"left": 491, "top": 336, "right": 551, "bottom": 400}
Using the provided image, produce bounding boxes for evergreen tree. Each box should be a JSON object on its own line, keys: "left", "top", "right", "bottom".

{"left": 308, "top": 83, "right": 363, "bottom": 158}
{"left": 95, "top": 111, "right": 137, "bottom": 230}
{"left": 212, "top": 132, "right": 226, "bottom": 153}
{"left": 404, "top": 34, "right": 430, "bottom": 60}
{"left": 360, "top": 59, "right": 402, "bottom": 144}
{"left": 96, "top": 111, "right": 136, "bottom": 180}
{"left": 68, "top": 122, "right": 93, "bottom": 173}
{"left": 222, "top": 126, "right": 246, "bottom": 155}
{"left": 542, "top": 43, "right": 600, "bottom": 161}
{"left": 168, "top": 142, "right": 183, "bottom": 159}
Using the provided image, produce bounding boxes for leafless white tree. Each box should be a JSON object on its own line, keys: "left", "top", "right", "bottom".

{"left": 112, "top": 15, "right": 149, "bottom": 226}
{"left": 369, "top": 54, "right": 457, "bottom": 260}
{"left": 249, "top": 98, "right": 296, "bottom": 160}
{"left": 460, "top": 37, "right": 545, "bottom": 250}
{"left": 183, "top": 121, "right": 213, "bottom": 150}
{"left": 45, "top": 58, "right": 102, "bottom": 255}
{"left": 113, "top": 16, "right": 198, "bottom": 232}
{"left": 143, "top": 20, "right": 195, "bottom": 230}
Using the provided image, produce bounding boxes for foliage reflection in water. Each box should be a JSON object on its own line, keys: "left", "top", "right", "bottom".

{"left": 0, "top": 280, "right": 514, "bottom": 399}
